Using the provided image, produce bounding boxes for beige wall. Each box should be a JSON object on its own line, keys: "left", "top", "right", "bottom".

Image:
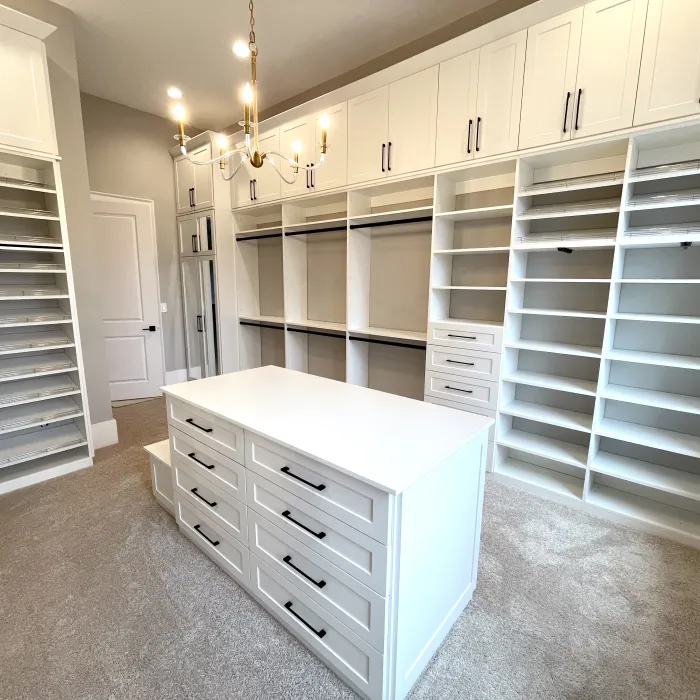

{"left": 2, "top": 0, "right": 113, "bottom": 426}
{"left": 80, "top": 93, "right": 188, "bottom": 373}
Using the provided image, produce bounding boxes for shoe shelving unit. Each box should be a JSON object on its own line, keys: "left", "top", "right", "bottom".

{"left": 0, "top": 149, "right": 92, "bottom": 494}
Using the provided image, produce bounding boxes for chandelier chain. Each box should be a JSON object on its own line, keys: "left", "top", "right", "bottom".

{"left": 248, "top": 0, "right": 257, "bottom": 55}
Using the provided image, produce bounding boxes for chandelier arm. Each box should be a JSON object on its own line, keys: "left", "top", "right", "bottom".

{"left": 265, "top": 156, "right": 299, "bottom": 185}
{"left": 265, "top": 152, "right": 326, "bottom": 170}
{"left": 220, "top": 152, "right": 249, "bottom": 181}
{"left": 179, "top": 143, "right": 250, "bottom": 166}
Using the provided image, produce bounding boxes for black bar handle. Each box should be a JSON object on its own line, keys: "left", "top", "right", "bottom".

{"left": 446, "top": 359, "right": 475, "bottom": 366}
{"left": 142, "top": 325, "right": 156, "bottom": 332}
{"left": 191, "top": 187, "right": 196, "bottom": 207}
{"left": 282, "top": 509, "right": 326, "bottom": 539}
{"left": 445, "top": 385, "right": 473, "bottom": 393}
{"left": 249, "top": 180, "right": 253, "bottom": 201}
{"left": 192, "top": 234, "right": 197, "bottom": 253}
{"left": 189, "top": 187, "right": 195, "bottom": 207}
{"left": 191, "top": 487, "right": 217, "bottom": 508}
{"left": 284, "top": 601, "right": 326, "bottom": 638}
{"left": 196, "top": 315, "right": 203, "bottom": 333}
{"left": 281, "top": 465, "right": 326, "bottom": 491}
{"left": 387, "top": 142, "right": 392, "bottom": 171}
{"left": 563, "top": 91, "right": 571, "bottom": 133}
{"left": 188, "top": 452, "right": 215, "bottom": 470}
{"left": 253, "top": 179, "right": 258, "bottom": 200}
{"left": 574, "top": 88, "right": 582, "bottom": 131}
{"left": 283, "top": 555, "right": 327, "bottom": 588}
{"left": 186, "top": 417, "right": 213, "bottom": 433}
{"left": 447, "top": 334, "right": 476, "bottom": 340}
{"left": 193, "top": 524, "right": 219, "bottom": 546}
{"left": 381, "top": 143, "right": 386, "bottom": 172}
{"left": 306, "top": 165, "right": 310, "bottom": 189}
{"left": 475, "top": 117, "right": 482, "bottom": 152}
{"left": 467, "top": 119, "right": 473, "bottom": 154}
{"left": 311, "top": 163, "right": 315, "bottom": 188}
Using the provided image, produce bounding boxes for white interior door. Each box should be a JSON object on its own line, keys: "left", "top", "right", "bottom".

{"left": 91, "top": 193, "right": 165, "bottom": 401}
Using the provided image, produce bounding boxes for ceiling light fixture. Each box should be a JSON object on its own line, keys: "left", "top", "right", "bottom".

{"left": 169, "top": 0, "right": 330, "bottom": 184}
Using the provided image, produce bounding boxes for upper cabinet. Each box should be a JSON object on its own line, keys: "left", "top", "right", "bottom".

{"left": 230, "top": 129, "right": 281, "bottom": 207}
{"left": 279, "top": 116, "right": 314, "bottom": 198}
{"left": 348, "top": 67, "right": 438, "bottom": 183}
{"left": 175, "top": 143, "right": 214, "bottom": 214}
{"left": 435, "top": 31, "right": 526, "bottom": 166}
{"left": 634, "top": 0, "right": 700, "bottom": 126}
{"left": 0, "top": 24, "right": 56, "bottom": 155}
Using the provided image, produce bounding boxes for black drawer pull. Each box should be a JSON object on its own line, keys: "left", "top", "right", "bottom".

{"left": 562, "top": 91, "right": 571, "bottom": 133}
{"left": 283, "top": 555, "right": 327, "bottom": 588}
{"left": 446, "top": 359, "right": 475, "bottom": 366}
{"left": 447, "top": 334, "right": 477, "bottom": 340}
{"left": 186, "top": 418, "right": 213, "bottom": 433}
{"left": 191, "top": 487, "right": 217, "bottom": 507}
{"left": 188, "top": 452, "right": 215, "bottom": 470}
{"left": 284, "top": 601, "right": 326, "bottom": 638}
{"left": 281, "top": 465, "right": 326, "bottom": 491}
{"left": 445, "top": 385, "right": 473, "bottom": 394}
{"left": 282, "top": 509, "right": 326, "bottom": 539}
{"left": 193, "top": 524, "right": 219, "bottom": 546}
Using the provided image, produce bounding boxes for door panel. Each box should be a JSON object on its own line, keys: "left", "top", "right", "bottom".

{"left": 181, "top": 257, "right": 203, "bottom": 381}
{"left": 314, "top": 102, "right": 348, "bottom": 192}
{"left": 232, "top": 147, "right": 255, "bottom": 208}
{"left": 573, "top": 0, "right": 648, "bottom": 138}
{"left": 177, "top": 214, "right": 197, "bottom": 256}
{"left": 435, "top": 50, "right": 480, "bottom": 166}
{"left": 635, "top": 0, "right": 700, "bottom": 125}
{"left": 175, "top": 156, "right": 195, "bottom": 215}
{"left": 519, "top": 10, "right": 583, "bottom": 149}
{"left": 280, "top": 118, "right": 314, "bottom": 198}
{"left": 474, "top": 30, "right": 527, "bottom": 159}
{"left": 253, "top": 130, "right": 281, "bottom": 204}
{"left": 192, "top": 144, "right": 214, "bottom": 210}
{"left": 347, "top": 87, "right": 389, "bottom": 184}
{"left": 200, "top": 258, "right": 220, "bottom": 377}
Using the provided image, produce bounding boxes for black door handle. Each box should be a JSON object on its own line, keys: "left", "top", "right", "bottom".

{"left": 189, "top": 187, "right": 195, "bottom": 207}
{"left": 191, "top": 487, "right": 217, "bottom": 508}
{"left": 196, "top": 315, "right": 203, "bottom": 332}
{"left": 310, "top": 163, "right": 315, "bottom": 188}
{"left": 445, "top": 359, "right": 474, "bottom": 366}
{"left": 381, "top": 143, "right": 386, "bottom": 172}
{"left": 306, "top": 165, "right": 310, "bottom": 189}
{"left": 475, "top": 117, "right": 482, "bottom": 152}
{"left": 447, "top": 334, "right": 477, "bottom": 340}
{"left": 192, "top": 234, "right": 197, "bottom": 253}
{"left": 281, "top": 465, "right": 326, "bottom": 491}
{"left": 283, "top": 555, "right": 326, "bottom": 588}
{"left": 282, "top": 509, "right": 326, "bottom": 539}
{"left": 191, "top": 187, "right": 196, "bottom": 207}
{"left": 188, "top": 452, "right": 215, "bottom": 470}
{"left": 467, "top": 119, "right": 473, "bottom": 154}
{"left": 142, "top": 325, "right": 156, "bottom": 332}
{"left": 563, "top": 91, "right": 571, "bottom": 133}
{"left": 284, "top": 601, "right": 326, "bottom": 638}
{"left": 186, "top": 417, "right": 212, "bottom": 433}
{"left": 574, "top": 88, "right": 582, "bottom": 131}
{"left": 445, "top": 385, "right": 473, "bottom": 393}
{"left": 193, "top": 524, "right": 219, "bottom": 546}
{"left": 387, "top": 142, "right": 392, "bottom": 171}
{"left": 253, "top": 179, "right": 257, "bottom": 200}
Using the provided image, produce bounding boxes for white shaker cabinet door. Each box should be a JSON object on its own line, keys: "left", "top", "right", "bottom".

{"left": 635, "top": 0, "right": 700, "bottom": 126}
{"left": 0, "top": 26, "right": 56, "bottom": 155}
{"left": 192, "top": 144, "right": 214, "bottom": 211}
{"left": 279, "top": 116, "right": 314, "bottom": 198}
{"left": 175, "top": 154, "right": 196, "bottom": 214}
{"left": 314, "top": 102, "right": 348, "bottom": 192}
{"left": 572, "top": 0, "right": 648, "bottom": 139}
{"left": 435, "top": 50, "right": 480, "bottom": 166}
{"left": 519, "top": 9, "right": 583, "bottom": 150}
{"left": 232, "top": 147, "right": 254, "bottom": 208}
{"left": 253, "top": 130, "right": 281, "bottom": 204}
{"left": 347, "top": 87, "right": 389, "bottom": 184}
{"left": 388, "top": 66, "right": 439, "bottom": 176}
{"left": 473, "top": 30, "right": 527, "bottom": 159}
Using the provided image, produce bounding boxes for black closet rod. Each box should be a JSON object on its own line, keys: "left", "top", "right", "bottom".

{"left": 349, "top": 335, "right": 426, "bottom": 351}
{"left": 288, "top": 327, "right": 346, "bottom": 340}
{"left": 350, "top": 215, "right": 433, "bottom": 230}
{"left": 236, "top": 232, "right": 282, "bottom": 241}
{"left": 240, "top": 320, "right": 284, "bottom": 330}
{"left": 285, "top": 225, "right": 347, "bottom": 237}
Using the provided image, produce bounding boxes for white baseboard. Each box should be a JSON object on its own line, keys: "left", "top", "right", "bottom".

{"left": 165, "top": 369, "right": 188, "bottom": 385}
{"left": 92, "top": 418, "right": 119, "bottom": 449}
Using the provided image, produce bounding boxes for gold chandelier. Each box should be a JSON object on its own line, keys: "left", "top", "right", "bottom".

{"left": 170, "top": 0, "right": 329, "bottom": 183}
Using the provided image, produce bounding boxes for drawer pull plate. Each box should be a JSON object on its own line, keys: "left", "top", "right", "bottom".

{"left": 445, "top": 385, "right": 473, "bottom": 394}
{"left": 445, "top": 359, "right": 475, "bottom": 366}
{"left": 447, "top": 334, "right": 477, "bottom": 340}
{"left": 193, "top": 523, "right": 219, "bottom": 546}
{"left": 191, "top": 487, "right": 217, "bottom": 508}
{"left": 188, "top": 452, "right": 215, "bottom": 470}
{"left": 284, "top": 601, "right": 326, "bottom": 638}
{"left": 281, "top": 465, "right": 326, "bottom": 491}
{"left": 186, "top": 418, "right": 213, "bottom": 433}
{"left": 282, "top": 509, "right": 327, "bottom": 539}
{"left": 283, "top": 555, "right": 327, "bottom": 588}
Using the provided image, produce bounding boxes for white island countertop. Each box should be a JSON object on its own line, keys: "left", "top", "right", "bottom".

{"left": 162, "top": 366, "right": 493, "bottom": 494}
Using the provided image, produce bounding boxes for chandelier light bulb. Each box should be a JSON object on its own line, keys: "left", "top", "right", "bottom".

{"left": 216, "top": 134, "right": 229, "bottom": 149}
{"left": 167, "top": 86, "right": 183, "bottom": 100}
{"left": 242, "top": 82, "right": 253, "bottom": 105}
{"left": 319, "top": 113, "right": 330, "bottom": 130}
{"left": 291, "top": 140, "right": 302, "bottom": 155}
{"left": 233, "top": 41, "right": 250, "bottom": 58}
{"left": 173, "top": 103, "right": 186, "bottom": 122}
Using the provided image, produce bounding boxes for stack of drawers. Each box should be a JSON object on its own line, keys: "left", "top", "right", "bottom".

{"left": 424, "top": 320, "right": 501, "bottom": 469}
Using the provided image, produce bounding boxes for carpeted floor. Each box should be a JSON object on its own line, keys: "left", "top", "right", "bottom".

{"left": 1, "top": 398, "right": 699, "bottom": 700}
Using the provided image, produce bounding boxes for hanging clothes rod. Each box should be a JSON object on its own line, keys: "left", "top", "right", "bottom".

{"left": 236, "top": 232, "right": 283, "bottom": 242}
{"left": 349, "top": 335, "right": 426, "bottom": 350}
{"left": 287, "top": 326, "right": 346, "bottom": 340}
{"left": 240, "top": 320, "right": 284, "bottom": 330}
{"left": 349, "top": 215, "right": 433, "bottom": 230}
{"left": 285, "top": 225, "right": 348, "bottom": 237}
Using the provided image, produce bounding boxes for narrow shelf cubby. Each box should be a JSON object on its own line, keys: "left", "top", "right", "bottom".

{"left": 239, "top": 320, "right": 285, "bottom": 371}
{"left": 286, "top": 327, "right": 346, "bottom": 383}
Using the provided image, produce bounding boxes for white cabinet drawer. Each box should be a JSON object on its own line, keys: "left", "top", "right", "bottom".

{"left": 250, "top": 554, "right": 384, "bottom": 700}
{"left": 426, "top": 345, "right": 501, "bottom": 381}
{"left": 170, "top": 428, "right": 246, "bottom": 504}
{"left": 428, "top": 321, "right": 503, "bottom": 353}
{"left": 245, "top": 433, "right": 392, "bottom": 545}
{"left": 167, "top": 398, "right": 244, "bottom": 463}
{"left": 175, "top": 462, "right": 248, "bottom": 545}
{"left": 246, "top": 472, "right": 389, "bottom": 595}
{"left": 248, "top": 509, "right": 387, "bottom": 651}
{"left": 425, "top": 371, "right": 498, "bottom": 410}
{"left": 177, "top": 498, "right": 249, "bottom": 587}
{"left": 424, "top": 396, "right": 496, "bottom": 441}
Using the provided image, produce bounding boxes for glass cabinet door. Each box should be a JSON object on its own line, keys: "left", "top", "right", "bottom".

{"left": 195, "top": 213, "right": 216, "bottom": 254}
{"left": 200, "top": 258, "right": 220, "bottom": 377}
{"left": 180, "top": 257, "right": 204, "bottom": 380}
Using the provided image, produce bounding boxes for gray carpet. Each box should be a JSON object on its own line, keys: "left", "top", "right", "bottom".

{"left": 1, "top": 398, "right": 699, "bottom": 700}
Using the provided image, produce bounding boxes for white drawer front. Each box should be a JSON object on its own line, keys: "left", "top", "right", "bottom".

{"left": 423, "top": 397, "right": 496, "bottom": 442}
{"left": 248, "top": 509, "right": 386, "bottom": 651}
{"left": 149, "top": 455, "right": 175, "bottom": 516}
{"left": 427, "top": 345, "right": 501, "bottom": 381}
{"left": 246, "top": 433, "right": 391, "bottom": 545}
{"left": 175, "top": 462, "right": 248, "bottom": 544}
{"left": 428, "top": 322, "right": 503, "bottom": 353}
{"left": 250, "top": 554, "right": 384, "bottom": 700}
{"left": 177, "top": 498, "right": 249, "bottom": 587}
{"left": 167, "top": 398, "right": 244, "bottom": 463}
{"left": 424, "top": 371, "right": 498, "bottom": 410}
{"left": 170, "top": 427, "right": 245, "bottom": 504}
{"left": 246, "top": 472, "right": 388, "bottom": 595}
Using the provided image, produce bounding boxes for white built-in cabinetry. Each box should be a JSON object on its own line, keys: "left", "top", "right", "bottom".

{"left": 175, "top": 143, "right": 214, "bottom": 214}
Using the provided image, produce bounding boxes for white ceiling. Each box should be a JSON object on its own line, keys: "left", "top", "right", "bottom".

{"left": 54, "top": 0, "right": 497, "bottom": 130}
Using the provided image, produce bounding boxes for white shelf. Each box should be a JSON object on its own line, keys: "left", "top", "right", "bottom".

{"left": 508, "top": 307, "right": 607, "bottom": 319}
{"left": 0, "top": 397, "right": 83, "bottom": 436}
{"left": 504, "top": 339, "right": 602, "bottom": 358}
{"left": 288, "top": 319, "right": 347, "bottom": 333}
{"left": 0, "top": 354, "right": 77, "bottom": 383}
{"left": 616, "top": 279, "right": 700, "bottom": 284}
{"left": 0, "top": 234, "right": 62, "bottom": 249}
{"left": 626, "top": 189, "right": 700, "bottom": 211}
{"left": 591, "top": 452, "right": 700, "bottom": 502}
{"left": 0, "top": 286, "right": 68, "bottom": 300}
{"left": 0, "top": 330, "right": 73, "bottom": 355}
{"left": 628, "top": 160, "right": 700, "bottom": 183}
{"left": 435, "top": 204, "right": 513, "bottom": 221}
{"left": 605, "top": 348, "right": 700, "bottom": 371}
{"left": 503, "top": 370, "right": 597, "bottom": 396}
{"left": 511, "top": 278, "right": 610, "bottom": 284}
{"left": 284, "top": 217, "right": 348, "bottom": 234}
{"left": 348, "top": 326, "right": 427, "bottom": 343}
{"left": 236, "top": 224, "right": 283, "bottom": 239}
{"left": 0, "top": 175, "right": 55, "bottom": 194}
{"left": 496, "top": 457, "right": 583, "bottom": 500}
{"left": 498, "top": 428, "right": 588, "bottom": 469}
{"left": 239, "top": 314, "right": 285, "bottom": 325}
{"left": 0, "top": 262, "right": 64, "bottom": 273}
{"left": 611, "top": 312, "right": 700, "bottom": 325}
{"left": 515, "top": 230, "right": 617, "bottom": 249}
{"left": 500, "top": 399, "right": 592, "bottom": 433}
{"left": 0, "top": 375, "right": 80, "bottom": 409}
{"left": 0, "top": 423, "right": 86, "bottom": 469}
{"left": 0, "top": 206, "right": 59, "bottom": 221}
{"left": 519, "top": 172, "right": 624, "bottom": 196}
{"left": 433, "top": 285, "right": 507, "bottom": 291}
{"left": 622, "top": 224, "right": 700, "bottom": 244}
{"left": 349, "top": 206, "right": 433, "bottom": 228}
{"left": 517, "top": 198, "right": 620, "bottom": 220}
{"left": 597, "top": 418, "right": 700, "bottom": 459}
{"left": 601, "top": 384, "right": 700, "bottom": 415}
{"left": 0, "top": 309, "right": 71, "bottom": 328}
{"left": 433, "top": 247, "right": 510, "bottom": 255}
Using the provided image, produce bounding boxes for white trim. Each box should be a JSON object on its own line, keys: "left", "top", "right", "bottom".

{"left": 0, "top": 6, "right": 57, "bottom": 40}
{"left": 0, "top": 456, "right": 92, "bottom": 496}
{"left": 165, "top": 369, "right": 188, "bottom": 385}
{"left": 91, "top": 419, "right": 119, "bottom": 449}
